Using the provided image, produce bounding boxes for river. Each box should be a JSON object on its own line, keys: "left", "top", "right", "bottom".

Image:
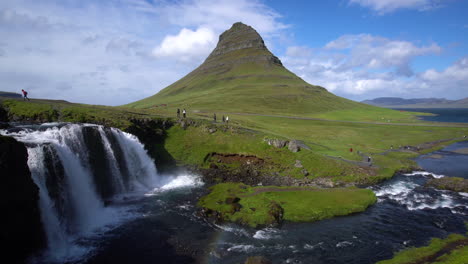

{"left": 1, "top": 122, "right": 467, "bottom": 264}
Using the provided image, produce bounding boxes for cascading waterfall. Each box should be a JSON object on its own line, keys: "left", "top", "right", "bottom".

{"left": 1, "top": 123, "right": 160, "bottom": 262}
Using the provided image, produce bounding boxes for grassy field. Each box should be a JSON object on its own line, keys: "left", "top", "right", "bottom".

{"left": 376, "top": 233, "right": 468, "bottom": 264}
{"left": 198, "top": 182, "right": 376, "bottom": 227}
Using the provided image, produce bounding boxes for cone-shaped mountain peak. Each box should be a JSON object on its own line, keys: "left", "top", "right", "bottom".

{"left": 127, "top": 22, "right": 368, "bottom": 116}
{"left": 202, "top": 22, "right": 282, "bottom": 69}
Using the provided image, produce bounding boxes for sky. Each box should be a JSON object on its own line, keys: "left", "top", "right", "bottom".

{"left": 0, "top": 0, "right": 467, "bottom": 105}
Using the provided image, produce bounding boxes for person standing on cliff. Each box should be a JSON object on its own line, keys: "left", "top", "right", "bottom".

{"left": 21, "top": 89, "right": 30, "bottom": 101}
{"left": 177, "top": 108, "right": 180, "bottom": 118}
{"left": 226, "top": 116, "right": 229, "bottom": 124}
{"left": 222, "top": 115, "right": 225, "bottom": 122}
{"left": 183, "top": 108, "right": 186, "bottom": 118}
{"left": 213, "top": 113, "right": 217, "bottom": 122}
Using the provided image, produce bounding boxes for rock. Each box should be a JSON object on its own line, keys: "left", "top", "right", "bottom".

{"left": 294, "top": 160, "right": 303, "bottom": 168}
{"left": 425, "top": 177, "right": 468, "bottom": 192}
{"left": 209, "top": 163, "right": 219, "bottom": 169}
{"left": 208, "top": 128, "right": 217, "bottom": 134}
{"left": 0, "top": 135, "right": 45, "bottom": 262}
{"left": 312, "top": 177, "right": 335, "bottom": 188}
{"left": 301, "top": 169, "right": 309, "bottom": 176}
{"left": 225, "top": 197, "right": 241, "bottom": 204}
{"left": 266, "top": 201, "right": 284, "bottom": 227}
{"left": 264, "top": 138, "right": 288, "bottom": 148}
{"left": 244, "top": 256, "right": 272, "bottom": 264}
{"left": 288, "top": 140, "right": 300, "bottom": 152}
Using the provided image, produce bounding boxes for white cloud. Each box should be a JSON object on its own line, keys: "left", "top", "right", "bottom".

{"left": 0, "top": 0, "right": 286, "bottom": 105}
{"left": 160, "top": 0, "right": 287, "bottom": 34}
{"left": 349, "top": 0, "right": 440, "bottom": 14}
{"left": 324, "top": 34, "right": 441, "bottom": 76}
{"left": 152, "top": 27, "right": 216, "bottom": 62}
{"left": 282, "top": 34, "right": 467, "bottom": 101}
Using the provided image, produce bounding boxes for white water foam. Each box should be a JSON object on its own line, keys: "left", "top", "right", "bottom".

{"left": 373, "top": 171, "right": 468, "bottom": 213}
{"left": 404, "top": 171, "right": 445, "bottom": 179}
{"left": 304, "top": 242, "right": 324, "bottom": 250}
{"left": 226, "top": 244, "right": 256, "bottom": 253}
{"left": 253, "top": 228, "right": 283, "bottom": 240}
{"left": 336, "top": 241, "right": 353, "bottom": 248}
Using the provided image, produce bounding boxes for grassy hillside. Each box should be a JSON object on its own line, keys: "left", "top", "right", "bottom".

{"left": 126, "top": 22, "right": 403, "bottom": 121}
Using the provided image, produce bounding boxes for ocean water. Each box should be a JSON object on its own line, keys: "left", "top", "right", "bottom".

{"left": 395, "top": 108, "right": 468, "bottom": 123}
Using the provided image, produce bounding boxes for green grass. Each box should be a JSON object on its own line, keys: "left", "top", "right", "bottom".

{"left": 163, "top": 124, "right": 374, "bottom": 182}
{"left": 0, "top": 99, "right": 158, "bottom": 130}
{"left": 376, "top": 233, "right": 468, "bottom": 264}
{"left": 198, "top": 182, "right": 377, "bottom": 227}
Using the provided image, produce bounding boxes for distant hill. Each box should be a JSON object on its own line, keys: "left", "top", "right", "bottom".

{"left": 0, "top": 91, "right": 22, "bottom": 98}
{"left": 127, "top": 22, "right": 382, "bottom": 116}
{"left": 362, "top": 97, "right": 468, "bottom": 108}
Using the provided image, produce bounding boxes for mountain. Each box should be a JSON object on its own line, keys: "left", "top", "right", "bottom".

{"left": 127, "top": 22, "right": 374, "bottom": 116}
{"left": 0, "top": 91, "right": 22, "bottom": 98}
{"left": 362, "top": 97, "right": 468, "bottom": 108}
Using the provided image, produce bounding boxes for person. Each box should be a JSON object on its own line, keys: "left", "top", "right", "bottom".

{"left": 213, "top": 113, "right": 217, "bottom": 122}
{"left": 226, "top": 116, "right": 229, "bottom": 124}
{"left": 391, "top": 145, "right": 393, "bottom": 150}
{"left": 177, "top": 108, "right": 180, "bottom": 118}
{"left": 183, "top": 108, "right": 186, "bottom": 118}
{"left": 350, "top": 148, "right": 353, "bottom": 153}
{"left": 222, "top": 115, "right": 225, "bottom": 122}
{"left": 367, "top": 156, "right": 371, "bottom": 163}
{"left": 21, "top": 89, "right": 30, "bottom": 101}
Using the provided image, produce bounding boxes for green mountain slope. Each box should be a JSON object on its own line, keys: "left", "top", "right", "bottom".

{"left": 127, "top": 22, "right": 386, "bottom": 117}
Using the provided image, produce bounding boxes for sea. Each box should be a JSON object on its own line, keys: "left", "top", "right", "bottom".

{"left": 395, "top": 108, "right": 468, "bottom": 123}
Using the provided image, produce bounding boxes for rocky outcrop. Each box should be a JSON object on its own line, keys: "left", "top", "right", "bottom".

{"left": 0, "top": 135, "right": 45, "bottom": 262}
{"left": 245, "top": 256, "right": 272, "bottom": 264}
{"left": 288, "top": 140, "right": 300, "bottom": 152}
{"left": 204, "top": 22, "right": 282, "bottom": 67}
{"left": 264, "top": 138, "right": 301, "bottom": 152}
{"left": 425, "top": 177, "right": 468, "bottom": 192}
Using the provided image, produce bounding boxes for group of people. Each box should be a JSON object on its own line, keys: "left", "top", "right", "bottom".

{"left": 176, "top": 108, "right": 186, "bottom": 118}
{"left": 213, "top": 113, "right": 229, "bottom": 123}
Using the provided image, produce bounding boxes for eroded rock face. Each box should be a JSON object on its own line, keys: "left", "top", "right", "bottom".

{"left": 0, "top": 135, "right": 45, "bottom": 262}
{"left": 204, "top": 22, "right": 282, "bottom": 66}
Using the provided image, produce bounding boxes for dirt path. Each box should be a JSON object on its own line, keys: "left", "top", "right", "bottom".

{"left": 220, "top": 112, "right": 468, "bottom": 128}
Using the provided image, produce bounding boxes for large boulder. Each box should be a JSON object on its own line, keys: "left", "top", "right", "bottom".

{"left": 0, "top": 135, "right": 45, "bottom": 262}
{"left": 425, "top": 177, "right": 468, "bottom": 192}
{"left": 288, "top": 140, "right": 300, "bottom": 152}
{"left": 265, "top": 138, "right": 288, "bottom": 148}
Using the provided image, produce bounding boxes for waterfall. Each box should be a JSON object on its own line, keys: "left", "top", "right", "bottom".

{"left": 1, "top": 123, "right": 160, "bottom": 262}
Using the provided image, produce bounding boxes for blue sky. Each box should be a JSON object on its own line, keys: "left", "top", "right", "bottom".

{"left": 0, "top": 0, "right": 467, "bottom": 105}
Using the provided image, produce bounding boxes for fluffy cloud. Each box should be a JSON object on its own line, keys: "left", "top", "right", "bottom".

{"left": 0, "top": 0, "right": 286, "bottom": 105}
{"left": 325, "top": 34, "right": 441, "bottom": 76}
{"left": 349, "top": 0, "right": 440, "bottom": 14}
{"left": 160, "top": 0, "right": 287, "bottom": 34}
{"left": 152, "top": 27, "right": 216, "bottom": 62}
{"left": 282, "top": 34, "right": 467, "bottom": 100}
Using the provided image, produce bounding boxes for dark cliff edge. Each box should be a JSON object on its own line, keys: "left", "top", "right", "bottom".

{"left": 0, "top": 135, "right": 45, "bottom": 263}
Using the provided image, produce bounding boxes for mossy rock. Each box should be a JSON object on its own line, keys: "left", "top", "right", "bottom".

{"left": 426, "top": 177, "right": 468, "bottom": 192}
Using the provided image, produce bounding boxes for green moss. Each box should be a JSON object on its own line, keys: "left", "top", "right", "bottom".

{"left": 198, "top": 183, "right": 377, "bottom": 227}
{"left": 377, "top": 234, "right": 468, "bottom": 264}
